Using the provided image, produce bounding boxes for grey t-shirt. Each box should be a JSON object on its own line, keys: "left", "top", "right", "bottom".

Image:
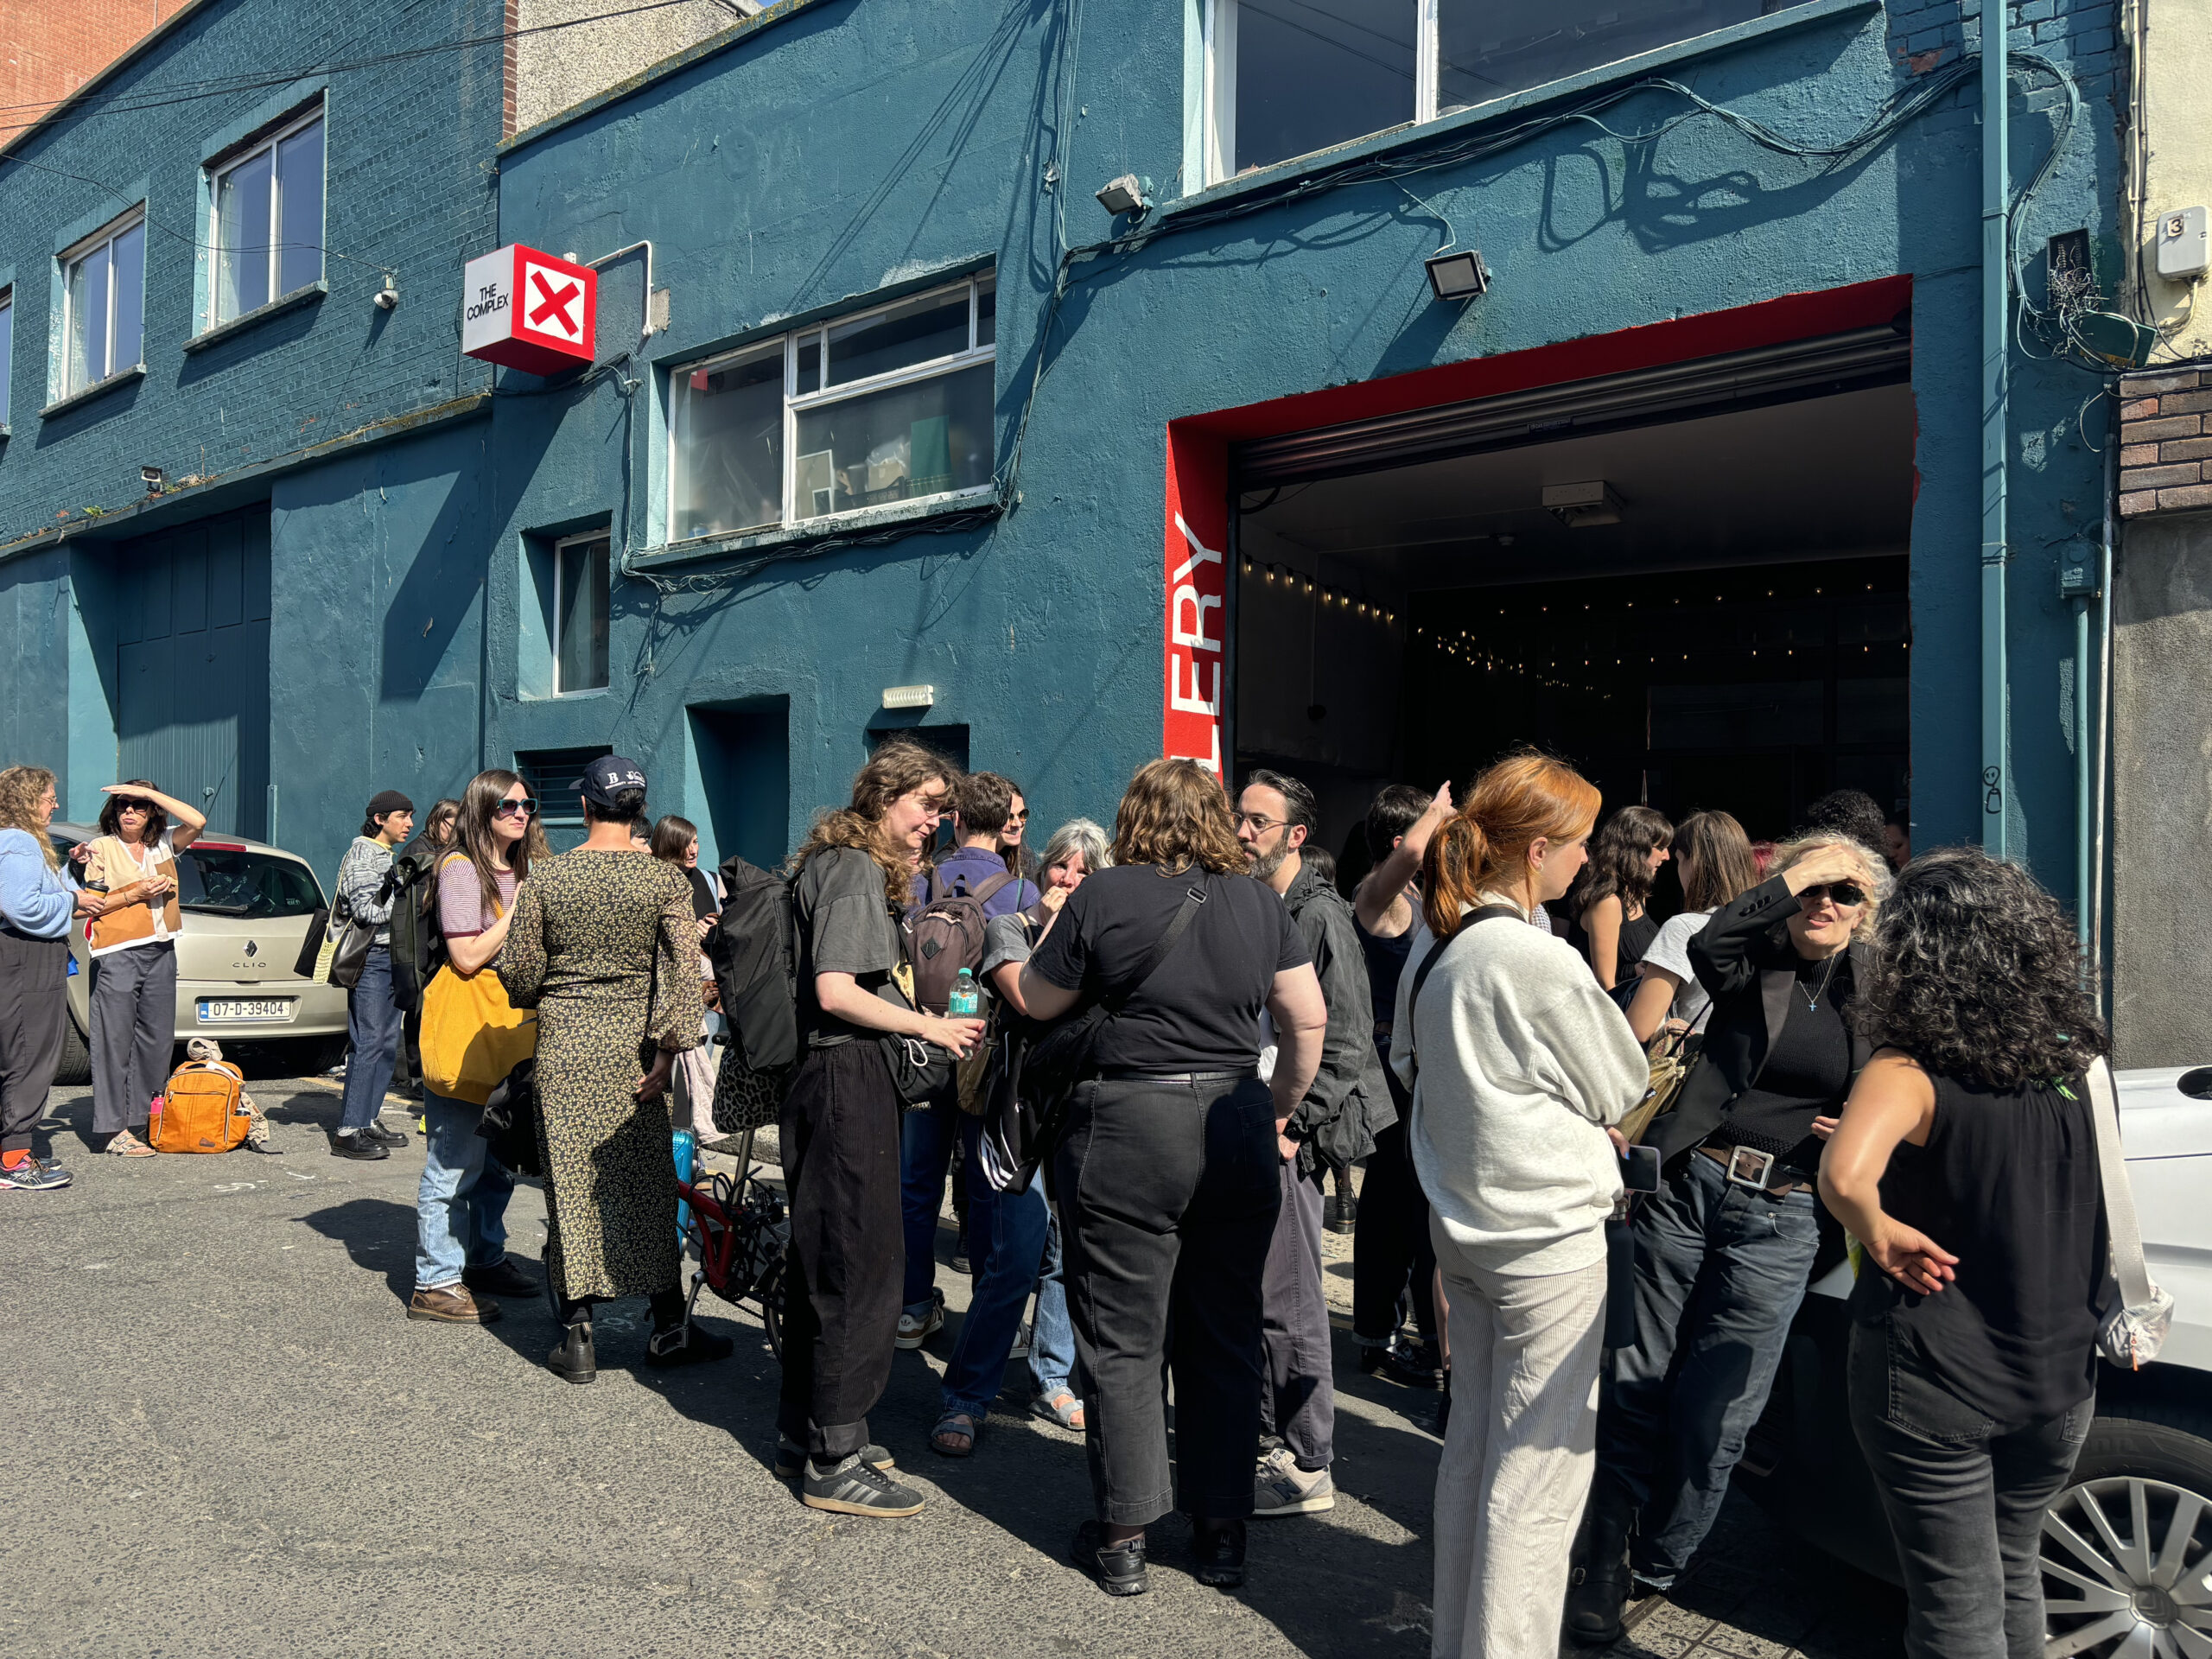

{"left": 981, "top": 906, "right": 1046, "bottom": 982}
{"left": 793, "top": 846, "right": 906, "bottom": 1048}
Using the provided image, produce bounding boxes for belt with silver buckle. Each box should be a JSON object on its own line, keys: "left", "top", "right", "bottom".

{"left": 1699, "top": 1143, "right": 1811, "bottom": 1195}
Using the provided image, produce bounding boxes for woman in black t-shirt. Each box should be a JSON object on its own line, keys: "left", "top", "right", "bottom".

{"left": 1820, "top": 849, "right": 2110, "bottom": 1659}
{"left": 1021, "top": 759, "right": 1326, "bottom": 1598}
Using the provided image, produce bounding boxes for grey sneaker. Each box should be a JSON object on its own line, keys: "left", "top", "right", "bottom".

{"left": 0, "top": 1157, "right": 72, "bottom": 1192}
{"left": 802, "top": 1453, "right": 925, "bottom": 1517}
{"left": 895, "top": 1289, "right": 944, "bottom": 1350}
{"left": 773, "top": 1440, "right": 895, "bottom": 1481}
{"left": 1252, "top": 1446, "right": 1336, "bottom": 1516}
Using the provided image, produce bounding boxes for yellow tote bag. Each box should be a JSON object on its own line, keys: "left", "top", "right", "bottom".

{"left": 419, "top": 963, "right": 537, "bottom": 1108}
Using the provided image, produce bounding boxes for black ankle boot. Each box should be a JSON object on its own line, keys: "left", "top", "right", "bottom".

{"left": 548, "top": 1318, "right": 596, "bottom": 1385}
{"left": 1563, "top": 1478, "right": 1636, "bottom": 1646}
{"left": 647, "top": 1292, "right": 734, "bottom": 1367}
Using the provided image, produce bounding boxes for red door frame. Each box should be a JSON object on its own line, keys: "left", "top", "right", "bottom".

{"left": 1160, "top": 275, "right": 1914, "bottom": 772}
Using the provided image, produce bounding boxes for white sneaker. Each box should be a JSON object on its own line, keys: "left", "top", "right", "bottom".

{"left": 1253, "top": 1446, "right": 1336, "bottom": 1516}
{"left": 895, "top": 1291, "right": 944, "bottom": 1350}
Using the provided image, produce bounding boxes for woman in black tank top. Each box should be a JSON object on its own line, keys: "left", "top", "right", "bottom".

{"left": 1819, "top": 848, "right": 2113, "bottom": 1659}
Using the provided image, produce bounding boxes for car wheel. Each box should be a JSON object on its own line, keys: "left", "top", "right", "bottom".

{"left": 55, "top": 1013, "right": 92, "bottom": 1087}
{"left": 291, "top": 1035, "right": 349, "bottom": 1077}
{"left": 2042, "top": 1397, "right": 2212, "bottom": 1656}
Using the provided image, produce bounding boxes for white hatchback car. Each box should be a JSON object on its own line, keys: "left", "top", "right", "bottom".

{"left": 49, "top": 823, "right": 350, "bottom": 1083}
{"left": 1737, "top": 1062, "right": 2212, "bottom": 1656}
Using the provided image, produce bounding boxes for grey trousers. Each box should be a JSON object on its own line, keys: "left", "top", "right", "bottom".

{"left": 0, "top": 931, "right": 68, "bottom": 1154}
{"left": 1260, "top": 1155, "right": 1337, "bottom": 1469}
{"left": 90, "top": 941, "right": 176, "bottom": 1134}
{"left": 1429, "top": 1219, "right": 1609, "bottom": 1659}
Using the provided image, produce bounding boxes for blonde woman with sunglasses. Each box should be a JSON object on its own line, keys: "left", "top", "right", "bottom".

{"left": 1568, "top": 832, "right": 1890, "bottom": 1646}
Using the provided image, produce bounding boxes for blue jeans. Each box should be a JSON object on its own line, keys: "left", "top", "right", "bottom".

{"left": 1030, "top": 1207, "right": 1076, "bottom": 1397}
{"left": 415, "top": 1089, "right": 516, "bottom": 1291}
{"left": 899, "top": 1094, "right": 960, "bottom": 1316}
{"left": 1595, "top": 1150, "right": 1821, "bottom": 1586}
{"left": 941, "top": 1115, "right": 1051, "bottom": 1418}
{"left": 339, "top": 945, "right": 404, "bottom": 1133}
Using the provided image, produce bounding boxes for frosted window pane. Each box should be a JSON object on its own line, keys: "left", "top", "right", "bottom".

{"left": 68, "top": 241, "right": 111, "bottom": 391}
{"left": 218, "top": 149, "right": 274, "bottom": 322}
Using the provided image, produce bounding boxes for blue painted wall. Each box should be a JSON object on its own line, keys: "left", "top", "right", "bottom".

{"left": 0, "top": 0, "right": 2126, "bottom": 907}
{"left": 484, "top": 0, "right": 2121, "bottom": 901}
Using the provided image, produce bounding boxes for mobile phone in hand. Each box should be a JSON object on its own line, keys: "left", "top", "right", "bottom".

{"left": 1621, "top": 1142, "right": 1661, "bottom": 1193}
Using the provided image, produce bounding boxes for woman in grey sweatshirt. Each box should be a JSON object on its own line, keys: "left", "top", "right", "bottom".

{"left": 1389, "top": 753, "right": 1649, "bottom": 1659}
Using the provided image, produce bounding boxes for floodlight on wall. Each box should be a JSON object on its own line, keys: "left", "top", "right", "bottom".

{"left": 1425, "top": 249, "right": 1491, "bottom": 302}
{"left": 1542, "top": 481, "right": 1625, "bottom": 528}
{"left": 140, "top": 466, "right": 164, "bottom": 494}
{"left": 1095, "top": 174, "right": 1153, "bottom": 219}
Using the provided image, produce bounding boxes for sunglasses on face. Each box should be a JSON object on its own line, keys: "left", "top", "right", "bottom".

{"left": 1005, "top": 810, "right": 1028, "bottom": 824}
{"left": 493, "top": 798, "right": 537, "bottom": 819}
{"left": 1800, "top": 881, "right": 1866, "bottom": 908}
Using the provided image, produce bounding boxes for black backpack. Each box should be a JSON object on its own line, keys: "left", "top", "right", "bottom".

{"left": 385, "top": 843, "right": 450, "bottom": 1014}
{"left": 707, "top": 854, "right": 800, "bottom": 1072}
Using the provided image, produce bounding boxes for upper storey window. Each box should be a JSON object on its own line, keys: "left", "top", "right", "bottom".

{"left": 61, "top": 209, "right": 146, "bottom": 395}
{"left": 209, "top": 107, "right": 326, "bottom": 327}
{"left": 1203, "top": 0, "right": 1803, "bottom": 182}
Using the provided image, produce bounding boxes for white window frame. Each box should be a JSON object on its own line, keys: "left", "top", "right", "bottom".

{"left": 550, "top": 531, "right": 611, "bottom": 696}
{"left": 204, "top": 103, "right": 326, "bottom": 332}
{"left": 60, "top": 208, "right": 147, "bottom": 397}
{"left": 669, "top": 272, "right": 997, "bottom": 544}
{"left": 0, "top": 288, "right": 12, "bottom": 427}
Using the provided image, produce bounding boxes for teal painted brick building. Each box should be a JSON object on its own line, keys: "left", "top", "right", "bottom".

{"left": 0, "top": 0, "right": 2131, "bottom": 952}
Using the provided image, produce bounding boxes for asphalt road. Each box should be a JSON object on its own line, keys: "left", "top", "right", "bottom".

{"left": 3, "top": 1067, "right": 1904, "bottom": 1659}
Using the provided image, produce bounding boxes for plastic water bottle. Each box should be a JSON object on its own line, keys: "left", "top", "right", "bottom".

{"left": 672, "top": 1127, "right": 696, "bottom": 1249}
{"left": 947, "top": 968, "right": 980, "bottom": 1018}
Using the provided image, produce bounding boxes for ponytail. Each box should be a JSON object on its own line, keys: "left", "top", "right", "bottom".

{"left": 1421, "top": 751, "right": 1600, "bottom": 939}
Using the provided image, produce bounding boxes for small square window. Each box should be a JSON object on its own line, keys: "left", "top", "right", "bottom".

{"left": 61, "top": 212, "right": 145, "bottom": 396}
{"left": 209, "top": 109, "right": 325, "bottom": 328}
{"left": 552, "top": 532, "right": 610, "bottom": 695}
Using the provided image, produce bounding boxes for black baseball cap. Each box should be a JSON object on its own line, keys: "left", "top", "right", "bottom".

{"left": 571, "top": 754, "right": 647, "bottom": 810}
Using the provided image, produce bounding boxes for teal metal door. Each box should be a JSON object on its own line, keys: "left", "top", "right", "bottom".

{"left": 114, "top": 509, "right": 271, "bottom": 838}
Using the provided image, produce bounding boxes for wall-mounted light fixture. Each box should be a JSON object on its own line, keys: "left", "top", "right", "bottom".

{"left": 1542, "top": 480, "right": 1624, "bottom": 528}
{"left": 140, "top": 466, "right": 164, "bottom": 495}
{"left": 881, "top": 683, "right": 935, "bottom": 710}
{"left": 1425, "top": 249, "right": 1491, "bottom": 302}
{"left": 1095, "top": 174, "right": 1153, "bottom": 219}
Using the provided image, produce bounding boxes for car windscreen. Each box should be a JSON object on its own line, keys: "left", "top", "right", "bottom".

{"left": 174, "top": 847, "right": 325, "bottom": 919}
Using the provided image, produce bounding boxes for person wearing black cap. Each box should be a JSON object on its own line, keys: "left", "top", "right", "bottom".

{"left": 332, "top": 789, "right": 416, "bottom": 1160}
{"left": 498, "top": 755, "right": 733, "bottom": 1382}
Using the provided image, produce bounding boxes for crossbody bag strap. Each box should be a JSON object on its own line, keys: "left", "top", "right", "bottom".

{"left": 971, "top": 869, "right": 1017, "bottom": 908}
{"left": 2086, "top": 1057, "right": 2153, "bottom": 1308}
{"left": 1403, "top": 905, "right": 1526, "bottom": 1083}
{"left": 1103, "top": 879, "right": 1210, "bottom": 1017}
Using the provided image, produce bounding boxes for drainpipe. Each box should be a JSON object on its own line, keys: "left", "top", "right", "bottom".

{"left": 2089, "top": 431, "right": 2116, "bottom": 1012}
{"left": 1980, "top": 7, "right": 2011, "bottom": 856}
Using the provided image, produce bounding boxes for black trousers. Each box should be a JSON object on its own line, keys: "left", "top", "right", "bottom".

{"left": 0, "top": 931, "right": 68, "bottom": 1155}
{"left": 1351, "top": 1079, "right": 1438, "bottom": 1344}
{"left": 1055, "top": 1072, "right": 1281, "bottom": 1526}
{"left": 778, "top": 1039, "right": 904, "bottom": 1462}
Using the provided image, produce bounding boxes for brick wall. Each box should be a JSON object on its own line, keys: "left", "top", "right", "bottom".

{"left": 2118, "top": 366, "right": 2212, "bottom": 516}
{"left": 0, "top": 2, "right": 193, "bottom": 146}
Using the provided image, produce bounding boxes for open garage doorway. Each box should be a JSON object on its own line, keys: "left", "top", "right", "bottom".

{"left": 1230, "top": 358, "right": 1915, "bottom": 883}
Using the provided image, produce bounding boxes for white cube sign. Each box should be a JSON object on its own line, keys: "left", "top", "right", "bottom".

{"left": 461, "top": 243, "right": 596, "bottom": 376}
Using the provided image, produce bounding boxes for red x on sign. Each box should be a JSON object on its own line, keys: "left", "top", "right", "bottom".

{"left": 462, "top": 244, "right": 596, "bottom": 374}
{"left": 525, "top": 265, "right": 585, "bottom": 341}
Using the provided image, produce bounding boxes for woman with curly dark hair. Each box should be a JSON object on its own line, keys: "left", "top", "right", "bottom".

{"left": 1565, "top": 804, "right": 1672, "bottom": 991}
{"left": 1818, "top": 848, "right": 2110, "bottom": 1659}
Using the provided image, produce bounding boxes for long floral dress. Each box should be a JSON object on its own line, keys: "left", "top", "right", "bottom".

{"left": 499, "top": 850, "right": 701, "bottom": 1302}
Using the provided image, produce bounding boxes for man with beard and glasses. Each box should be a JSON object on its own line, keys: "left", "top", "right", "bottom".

{"left": 1235, "top": 769, "right": 1391, "bottom": 1517}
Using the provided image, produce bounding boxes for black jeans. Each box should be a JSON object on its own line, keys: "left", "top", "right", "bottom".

{"left": 778, "top": 1039, "right": 904, "bottom": 1463}
{"left": 1351, "top": 1078, "right": 1437, "bottom": 1344}
{"left": 0, "top": 931, "right": 68, "bottom": 1155}
{"left": 1055, "top": 1072, "right": 1281, "bottom": 1526}
{"left": 1848, "top": 1319, "right": 2093, "bottom": 1659}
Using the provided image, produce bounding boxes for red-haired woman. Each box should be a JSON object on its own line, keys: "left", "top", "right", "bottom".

{"left": 1389, "top": 753, "right": 1649, "bottom": 1659}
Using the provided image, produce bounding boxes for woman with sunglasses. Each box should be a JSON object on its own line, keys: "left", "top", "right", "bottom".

{"left": 1568, "top": 832, "right": 1890, "bottom": 1646}
{"left": 408, "top": 770, "right": 547, "bottom": 1325}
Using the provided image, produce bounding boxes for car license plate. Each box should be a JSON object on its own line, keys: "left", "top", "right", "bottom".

{"left": 199, "top": 998, "right": 291, "bottom": 1022}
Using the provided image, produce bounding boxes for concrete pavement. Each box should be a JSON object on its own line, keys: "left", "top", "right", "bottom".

{"left": 3, "top": 1068, "right": 1902, "bottom": 1658}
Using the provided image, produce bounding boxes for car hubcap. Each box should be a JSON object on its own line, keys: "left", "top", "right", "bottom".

{"left": 2042, "top": 1476, "right": 2212, "bottom": 1656}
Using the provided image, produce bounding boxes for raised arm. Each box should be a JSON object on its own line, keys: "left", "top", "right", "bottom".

{"left": 1354, "top": 783, "right": 1452, "bottom": 933}
{"left": 104, "top": 782, "right": 207, "bottom": 850}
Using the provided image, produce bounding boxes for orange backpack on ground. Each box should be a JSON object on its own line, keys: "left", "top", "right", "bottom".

{"left": 149, "top": 1058, "right": 253, "bottom": 1154}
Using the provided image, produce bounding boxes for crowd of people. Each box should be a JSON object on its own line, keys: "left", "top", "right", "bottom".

{"left": 0, "top": 744, "right": 2123, "bottom": 1659}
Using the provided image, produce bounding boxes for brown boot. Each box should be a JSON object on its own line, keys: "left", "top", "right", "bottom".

{"left": 407, "top": 1285, "right": 501, "bottom": 1324}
